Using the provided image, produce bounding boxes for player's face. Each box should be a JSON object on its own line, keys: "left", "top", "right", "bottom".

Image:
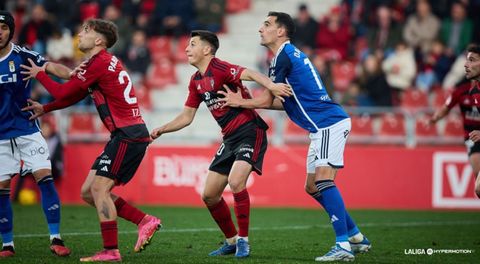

{"left": 465, "top": 52, "right": 480, "bottom": 81}
{"left": 259, "top": 16, "right": 279, "bottom": 47}
{"left": 0, "top": 23, "right": 10, "bottom": 49}
{"left": 78, "top": 24, "right": 101, "bottom": 52}
{"left": 185, "top": 36, "right": 207, "bottom": 66}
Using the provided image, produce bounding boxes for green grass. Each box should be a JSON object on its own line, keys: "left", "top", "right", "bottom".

{"left": 3, "top": 205, "right": 480, "bottom": 263}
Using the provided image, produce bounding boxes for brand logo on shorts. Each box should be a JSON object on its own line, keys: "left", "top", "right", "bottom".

{"left": 101, "top": 166, "right": 109, "bottom": 172}
{"left": 343, "top": 130, "right": 350, "bottom": 138}
{"left": 330, "top": 214, "right": 339, "bottom": 223}
{"left": 30, "top": 146, "right": 46, "bottom": 156}
{"left": 243, "top": 153, "right": 251, "bottom": 159}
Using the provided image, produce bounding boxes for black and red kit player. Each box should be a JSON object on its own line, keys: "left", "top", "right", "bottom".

{"left": 21, "top": 19, "right": 161, "bottom": 262}
{"left": 150, "top": 30, "right": 291, "bottom": 258}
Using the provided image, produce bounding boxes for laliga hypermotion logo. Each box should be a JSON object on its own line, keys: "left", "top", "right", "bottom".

{"left": 432, "top": 152, "right": 480, "bottom": 208}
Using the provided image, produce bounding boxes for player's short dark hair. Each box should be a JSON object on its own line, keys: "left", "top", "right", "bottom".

{"left": 191, "top": 30, "right": 219, "bottom": 55}
{"left": 85, "top": 19, "right": 118, "bottom": 48}
{"left": 267, "top": 11, "right": 296, "bottom": 39}
{"left": 467, "top": 43, "right": 480, "bottom": 55}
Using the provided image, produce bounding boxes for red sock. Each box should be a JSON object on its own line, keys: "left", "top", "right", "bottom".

{"left": 207, "top": 198, "right": 237, "bottom": 238}
{"left": 233, "top": 189, "right": 250, "bottom": 237}
{"left": 100, "top": 220, "right": 118, "bottom": 249}
{"left": 114, "top": 197, "right": 146, "bottom": 225}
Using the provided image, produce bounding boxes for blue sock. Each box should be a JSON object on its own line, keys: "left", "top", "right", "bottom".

{"left": 0, "top": 189, "right": 13, "bottom": 244}
{"left": 310, "top": 191, "right": 360, "bottom": 238}
{"left": 310, "top": 191, "right": 360, "bottom": 237}
{"left": 37, "top": 176, "right": 60, "bottom": 236}
{"left": 315, "top": 180, "right": 348, "bottom": 244}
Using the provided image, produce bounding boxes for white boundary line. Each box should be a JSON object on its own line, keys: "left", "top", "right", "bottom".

{"left": 14, "top": 220, "right": 480, "bottom": 238}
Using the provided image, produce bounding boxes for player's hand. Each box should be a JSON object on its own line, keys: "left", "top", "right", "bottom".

{"left": 469, "top": 130, "right": 480, "bottom": 142}
{"left": 69, "top": 60, "right": 88, "bottom": 78}
{"left": 217, "top": 85, "right": 243, "bottom": 108}
{"left": 150, "top": 127, "right": 164, "bottom": 140}
{"left": 21, "top": 99, "right": 45, "bottom": 120}
{"left": 20, "top": 58, "right": 47, "bottom": 81}
{"left": 267, "top": 83, "right": 292, "bottom": 102}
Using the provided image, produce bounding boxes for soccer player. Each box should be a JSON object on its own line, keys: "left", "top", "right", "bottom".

{"left": 0, "top": 10, "right": 71, "bottom": 258}
{"left": 429, "top": 80, "right": 480, "bottom": 198}
{"left": 150, "top": 30, "right": 291, "bottom": 258}
{"left": 219, "top": 12, "right": 371, "bottom": 262}
{"left": 20, "top": 19, "right": 161, "bottom": 262}
{"left": 463, "top": 43, "right": 480, "bottom": 198}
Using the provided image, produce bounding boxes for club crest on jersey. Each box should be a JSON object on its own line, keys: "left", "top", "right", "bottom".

{"left": 197, "top": 84, "right": 202, "bottom": 90}
{"left": 8, "top": 61, "right": 15, "bottom": 72}
{"left": 230, "top": 68, "right": 237, "bottom": 77}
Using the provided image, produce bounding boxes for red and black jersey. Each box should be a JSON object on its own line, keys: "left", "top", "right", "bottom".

{"left": 185, "top": 57, "right": 265, "bottom": 136}
{"left": 447, "top": 81, "right": 480, "bottom": 139}
{"left": 38, "top": 49, "right": 149, "bottom": 140}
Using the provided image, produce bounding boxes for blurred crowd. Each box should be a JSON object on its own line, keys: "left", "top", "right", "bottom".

{"left": 0, "top": 0, "right": 227, "bottom": 106}
{"left": 286, "top": 0, "right": 480, "bottom": 108}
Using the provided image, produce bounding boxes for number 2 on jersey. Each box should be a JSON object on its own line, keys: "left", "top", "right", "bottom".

{"left": 119, "top": 70, "right": 137, "bottom": 104}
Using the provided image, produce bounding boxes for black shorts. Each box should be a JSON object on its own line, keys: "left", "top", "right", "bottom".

{"left": 92, "top": 135, "right": 148, "bottom": 185}
{"left": 467, "top": 140, "right": 480, "bottom": 156}
{"left": 210, "top": 122, "right": 268, "bottom": 175}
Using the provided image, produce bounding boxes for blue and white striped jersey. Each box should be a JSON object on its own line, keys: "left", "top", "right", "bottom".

{"left": 0, "top": 44, "right": 47, "bottom": 140}
{"left": 269, "top": 41, "right": 349, "bottom": 133}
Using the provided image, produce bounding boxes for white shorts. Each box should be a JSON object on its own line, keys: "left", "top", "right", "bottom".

{"left": 0, "top": 132, "right": 51, "bottom": 181}
{"left": 307, "top": 118, "right": 351, "bottom": 174}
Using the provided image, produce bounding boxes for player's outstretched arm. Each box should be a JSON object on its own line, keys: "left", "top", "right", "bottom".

{"left": 218, "top": 85, "right": 278, "bottom": 109}
{"left": 240, "top": 68, "right": 292, "bottom": 102}
{"left": 150, "top": 107, "right": 198, "bottom": 140}
{"left": 45, "top": 62, "right": 74, "bottom": 80}
{"left": 429, "top": 105, "right": 449, "bottom": 125}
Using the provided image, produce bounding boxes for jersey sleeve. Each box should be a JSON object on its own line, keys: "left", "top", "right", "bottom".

{"left": 446, "top": 89, "right": 460, "bottom": 109}
{"left": 184, "top": 78, "right": 202, "bottom": 108}
{"left": 20, "top": 47, "right": 47, "bottom": 67}
{"left": 221, "top": 61, "right": 245, "bottom": 84}
{"left": 272, "top": 50, "right": 292, "bottom": 83}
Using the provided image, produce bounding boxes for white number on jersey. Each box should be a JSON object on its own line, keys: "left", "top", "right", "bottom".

{"left": 118, "top": 70, "right": 137, "bottom": 104}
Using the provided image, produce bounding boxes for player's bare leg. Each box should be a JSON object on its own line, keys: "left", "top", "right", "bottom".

{"left": 80, "top": 176, "right": 121, "bottom": 262}
{"left": 203, "top": 171, "right": 238, "bottom": 256}
{"left": 81, "top": 170, "right": 161, "bottom": 252}
{"left": 469, "top": 153, "right": 480, "bottom": 198}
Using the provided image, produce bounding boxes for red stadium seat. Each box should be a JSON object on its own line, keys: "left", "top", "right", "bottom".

{"left": 415, "top": 115, "right": 438, "bottom": 137}
{"left": 443, "top": 115, "right": 464, "bottom": 138}
{"left": 134, "top": 83, "right": 152, "bottom": 111}
{"left": 379, "top": 113, "right": 406, "bottom": 143}
{"left": 331, "top": 60, "right": 356, "bottom": 92}
{"left": 173, "top": 36, "right": 190, "bottom": 63}
{"left": 350, "top": 115, "right": 374, "bottom": 136}
{"left": 401, "top": 89, "right": 428, "bottom": 110}
{"left": 431, "top": 89, "right": 451, "bottom": 108}
{"left": 146, "top": 58, "right": 177, "bottom": 89}
{"left": 226, "top": 0, "right": 251, "bottom": 13}
{"left": 68, "top": 113, "right": 95, "bottom": 141}
{"left": 148, "top": 36, "right": 172, "bottom": 62}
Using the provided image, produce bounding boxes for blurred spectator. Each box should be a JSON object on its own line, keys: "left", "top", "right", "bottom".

{"left": 340, "top": 80, "right": 373, "bottom": 106}
{"left": 312, "top": 55, "right": 334, "bottom": 98}
{"left": 46, "top": 26, "right": 74, "bottom": 62}
{"left": 6, "top": 0, "right": 31, "bottom": 41}
{"left": 403, "top": 0, "right": 440, "bottom": 55}
{"left": 390, "top": 0, "right": 416, "bottom": 24}
{"left": 122, "top": 30, "right": 151, "bottom": 86}
{"left": 366, "top": 5, "right": 403, "bottom": 57}
{"left": 442, "top": 51, "right": 467, "bottom": 90}
{"left": 192, "top": 0, "right": 225, "bottom": 33}
{"left": 18, "top": 4, "right": 54, "bottom": 54}
{"left": 382, "top": 41, "right": 416, "bottom": 104}
{"left": 416, "top": 40, "right": 452, "bottom": 91}
{"left": 41, "top": 116, "right": 63, "bottom": 180}
{"left": 439, "top": 1, "right": 473, "bottom": 56}
{"left": 103, "top": 4, "right": 133, "bottom": 55}
{"left": 359, "top": 55, "right": 393, "bottom": 106}
{"left": 316, "top": 5, "right": 352, "bottom": 61}
{"left": 148, "top": 0, "right": 194, "bottom": 37}
{"left": 43, "top": 0, "right": 78, "bottom": 32}
{"left": 292, "top": 3, "right": 318, "bottom": 57}
{"left": 342, "top": 0, "right": 366, "bottom": 37}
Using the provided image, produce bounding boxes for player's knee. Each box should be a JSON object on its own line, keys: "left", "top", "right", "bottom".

{"left": 89, "top": 182, "right": 109, "bottom": 198}
{"left": 227, "top": 179, "right": 246, "bottom": 193}
{"left": 304, "top": 183, "right": 317, "bottom": 194}
{"left": 201, "top": 193, "right": 220, "bottom": 206}
{"left": 80, "top": 188, "right": 93, "bottom": 203}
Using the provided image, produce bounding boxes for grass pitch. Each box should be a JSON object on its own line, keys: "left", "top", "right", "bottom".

{"left": 3, "top": 205, "right": 479, "bottom": 263}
